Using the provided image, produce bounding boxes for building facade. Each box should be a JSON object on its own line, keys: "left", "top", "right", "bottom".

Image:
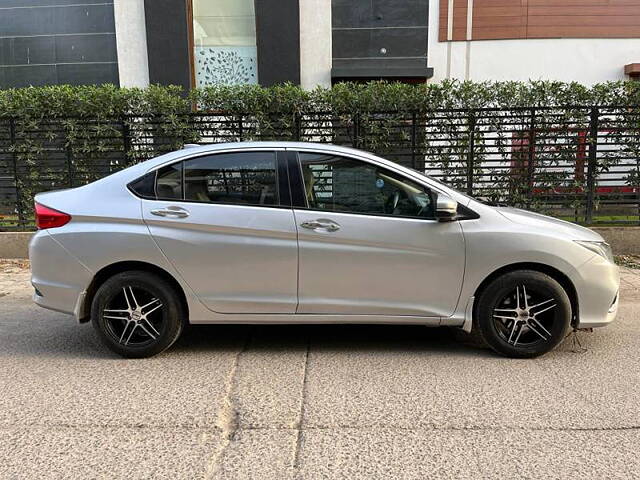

{"left": 432, "top": 0, "right": 640, "bottom": 85}
{"left": 0, "top": 0, "right": 119, "bottom": 87}
{"left": 0, "top": 0, "right": 639, "bottom": 90}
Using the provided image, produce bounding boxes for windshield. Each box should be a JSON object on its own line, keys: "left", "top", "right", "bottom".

{"left": 405, "top": 167, "right": 509, "bottom": 207}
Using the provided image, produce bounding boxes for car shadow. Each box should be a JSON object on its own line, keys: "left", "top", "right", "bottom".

{"left": 175, "top": 323, "right": 493, "bottom": 358}
{"left": 0, "top": 311, "right": 495, "bottom": 360}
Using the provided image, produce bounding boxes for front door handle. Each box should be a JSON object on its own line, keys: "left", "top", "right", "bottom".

{"left": 300, "top": 219, "right": 340, "bottom": 232}
{"left": 150, "top": 206, "right": 190, "bottom": 218}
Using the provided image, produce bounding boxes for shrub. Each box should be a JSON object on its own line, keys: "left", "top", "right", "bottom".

{"left": 1, "top": 80, "right": 639, "bottom": 229}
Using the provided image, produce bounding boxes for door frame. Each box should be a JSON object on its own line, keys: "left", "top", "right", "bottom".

{"left": 284, "top": 146, "right": 467, "bottom": 317}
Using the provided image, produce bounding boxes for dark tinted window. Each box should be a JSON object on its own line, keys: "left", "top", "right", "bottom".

{"left": 156, "top": 163, "right": 183, "bottom": 200}
{"left": 128, "top": 171, "right": 156, "bottom": 199}
{"left": 184, "top": 152, "right": 278, "bottom": 206}
{"left": 299, "top": 153, "right": 434, "bottom": 218}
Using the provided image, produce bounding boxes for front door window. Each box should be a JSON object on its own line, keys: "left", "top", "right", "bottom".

{"left": 299, "top": 152, "right": 434, "bottom": 218}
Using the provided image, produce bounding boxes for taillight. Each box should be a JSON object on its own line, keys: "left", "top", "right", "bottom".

{"left": 35, "top": 202, "right": 71, "bottom": 229}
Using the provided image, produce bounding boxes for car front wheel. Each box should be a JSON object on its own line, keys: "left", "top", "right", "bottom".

{"left": 91, "top": 271, "right": 184, "bottom": 358}
{"left": 475, "top": 270, "right": 571, "bottom": 358}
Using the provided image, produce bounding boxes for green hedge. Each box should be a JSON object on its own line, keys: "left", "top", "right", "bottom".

{"left": 2, "top": 80, "right": 640, "bottom": 118}
{"left": 1, "top": 80, "right": 640, "bottom": 229}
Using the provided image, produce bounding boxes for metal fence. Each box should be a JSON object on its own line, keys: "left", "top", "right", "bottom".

{"left": 1, "top": 105, "right": 639, "bottom": 230}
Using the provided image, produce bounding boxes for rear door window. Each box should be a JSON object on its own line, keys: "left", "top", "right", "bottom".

{"left": 156, "top": 163, "right": 183, "bottom": 200}
{"left": 183, "top": 151, "right": 278, "bottom": 206}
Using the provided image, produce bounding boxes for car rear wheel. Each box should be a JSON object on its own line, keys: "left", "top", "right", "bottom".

{"left": 91, "top": 271, "right": 184, "bottom": 358}
{"left": 475, "top": 270, "right": 571, "bottom": 358}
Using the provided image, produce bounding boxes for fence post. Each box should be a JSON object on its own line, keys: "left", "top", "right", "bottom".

{"left": 466, "top": 110, "right": 476, "bottom": 196}
{"left": 353, "top": 113, "right": 360, "bottom": 149}
{"left": 294, "top": 112, "right": 301, "bottom": 141}
{"left": 238, "top": 115, "right": 244, "bottom": 142}
{"left": 526, "top": 108, "right": 536, "bottom": 208}
{"left": 9, "top": 118, "right": 24, "bottom": 229}
{"left": 121, "top": 118, "right": 131, "bottom": 165}
{"left": 66, "top": 143, "right": 74, "bottom": 188}
{"left": 65, "top": 120, "right": 74, "bottom": 188}
{"left": 585, "top": 107, "right": 599, "bottom": 225}
{"left": 411, "top": 111, "right": 417, "bottom": 170}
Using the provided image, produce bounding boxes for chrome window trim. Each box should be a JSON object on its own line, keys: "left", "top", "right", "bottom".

{"left": 290, "top": 147, "right": 480, "bottom": 221}
{"left": 146, "top": 146, "right": 287, "bottom": 173}
{"left": 134, "top": 148, "right": 288, "bottom": 210}
{"left": 291, "top": 148, "right": 445, "bottom": 222}
{"left": 289, "top": 146, "right": 449, "bottom": 196}
{"left": 130, "top": 144, "right": 478, "bottom": 218}
{"left": 291, "top": 205, "right": 441, "bottom": 223}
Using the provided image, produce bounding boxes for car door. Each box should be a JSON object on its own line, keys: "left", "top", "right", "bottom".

{"left": 291, "top": 150, "right": 465, "bottom": 317}
{"left": 141, "top": 149, "right": 298, "bottom": 314}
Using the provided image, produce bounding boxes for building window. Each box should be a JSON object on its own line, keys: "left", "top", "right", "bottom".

{"left": 191, "top": 0, "right": 258, "bottom": 86}
{"left": 331, "top": 0, "right": 432, "bottom": 82}
{"left": 0, "top": 1, "right": 119, "bottom": 88}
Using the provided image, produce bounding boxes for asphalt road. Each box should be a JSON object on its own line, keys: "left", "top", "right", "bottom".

{"left": 1, "top": 262, "right": 639, "bottom": 479}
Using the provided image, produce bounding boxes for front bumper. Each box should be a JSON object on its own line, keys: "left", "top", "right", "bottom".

{"left": 575, "top": 253, "right": 620, "bottom": 328}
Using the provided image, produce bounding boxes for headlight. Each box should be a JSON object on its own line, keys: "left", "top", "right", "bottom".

{"left": 574, "top": 240, "right": 614, "bottom": 263}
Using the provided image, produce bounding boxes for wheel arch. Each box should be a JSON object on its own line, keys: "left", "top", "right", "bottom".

{"left": 80, "top": 261, "right": 189, "bottom": 323}
{"left": 472, "top": 262, "right": 579, "bottom": 327}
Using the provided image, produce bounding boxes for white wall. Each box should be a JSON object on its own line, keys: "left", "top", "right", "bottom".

{"left": 299, "top": 0, "right": 332, "bottom": 89}
{"left": 113, "top": 0, "right": 150, "bottom": 88}
{"left": 427, "top": 0, "right": 640, "bottom": 85}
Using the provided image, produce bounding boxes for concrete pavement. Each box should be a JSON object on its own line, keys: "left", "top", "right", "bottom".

{"left": 1, "top": 262, "right": 639, "bottom": 479}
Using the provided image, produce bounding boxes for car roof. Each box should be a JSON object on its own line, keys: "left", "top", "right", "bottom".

{"left": 173, "top": 141, "right": 373, "bottom": 159}
{"left": 136, "top": 141, "right": 386, "bottom": 173}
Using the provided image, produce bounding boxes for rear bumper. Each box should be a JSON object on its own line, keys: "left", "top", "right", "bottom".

{"left": 29, "top": 231, "right": 93, "bottom": 320}
{"left": 575, "top": 254, "right": 620, "bottom": 328}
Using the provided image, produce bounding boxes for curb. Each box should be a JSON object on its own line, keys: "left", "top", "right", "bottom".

{"left": 0, "top": 232, "right": 33, "bottom": 259}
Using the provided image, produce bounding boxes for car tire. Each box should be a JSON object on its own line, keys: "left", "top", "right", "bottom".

{"left": 474, "top": 270, "right": 571, "bottom": 358}
{"left": 91, "top": 271, "right": 185, "bottom": 358}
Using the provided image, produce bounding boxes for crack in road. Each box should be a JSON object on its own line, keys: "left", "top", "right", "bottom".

{"left": 293, "top": 337, "right": 311, "bottom": 477}
{"left": 204, "top": 330, "right": 252, "bottom": 480}
{"left": 3, "top": 424, "right": 640, "bottom": 433}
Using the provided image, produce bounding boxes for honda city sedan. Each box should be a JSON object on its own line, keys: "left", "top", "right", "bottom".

{"left": 29, "top": 142, "right": 619, "bottom": 358}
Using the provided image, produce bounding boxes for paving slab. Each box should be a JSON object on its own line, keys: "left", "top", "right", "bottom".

{"left": 301, "top": 324, "right": 625, "bottom": 431}
{"left": 230, "top": 326, "right": 308, "bottom": 429}
{"left": 215, "top": 429, "right": 299, "bottom": 480}
{"left": 297, "top": 428, "right": 640, "bottom": 480}
{"left": 0, "top": 426, "right": 222, "bottom": 480}
{"left": 0, "top": 310, "right": 246, "bottom": 428}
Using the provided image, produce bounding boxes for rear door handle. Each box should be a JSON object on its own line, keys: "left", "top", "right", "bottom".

{"left": 300, "top": 219, "right": 340, "bottom": 232}
{"left": 150, "top": 206, "right": 190, "bottom": 218}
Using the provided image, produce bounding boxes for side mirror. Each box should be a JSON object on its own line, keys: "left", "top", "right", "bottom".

{"left": 435, "top": 193, "right": 458, "bottom": 221}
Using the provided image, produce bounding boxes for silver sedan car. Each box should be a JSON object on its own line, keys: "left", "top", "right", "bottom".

{"left": 29, "top": 142, "right": 619, "bottom": 358}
